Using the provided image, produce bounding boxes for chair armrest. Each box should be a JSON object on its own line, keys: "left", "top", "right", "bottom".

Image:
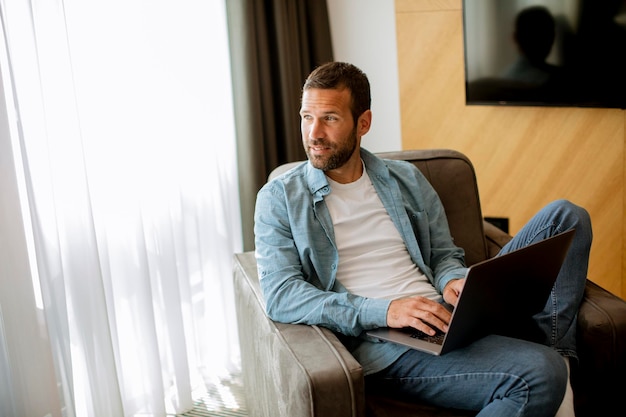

{"left": 574, "top": 280, "right": 626, "bottom": 415}
{"left": 233, "top": 252, "right": 365, "bottom": 417}
{"left": 482, "top": 220, "right": 512, "bottom": 258}
{"left": 577, "top": 280, "right": 626, "bottom": 370}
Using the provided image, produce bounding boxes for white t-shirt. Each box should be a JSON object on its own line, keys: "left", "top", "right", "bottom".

{"left": 325, "top": 166, "right": 442, "bottom": 302}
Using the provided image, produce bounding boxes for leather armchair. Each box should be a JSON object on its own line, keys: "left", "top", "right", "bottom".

{"left": 233, "top": 149, "right": 626, "bottom": 416}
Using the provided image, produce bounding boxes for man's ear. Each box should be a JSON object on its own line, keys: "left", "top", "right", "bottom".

{"left": 357, "top": 109, "right": 372, "bottom": 136}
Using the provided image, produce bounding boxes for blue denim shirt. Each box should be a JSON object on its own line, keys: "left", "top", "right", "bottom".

{"left": 254, "top": 149, "right": 468, "bottom": 375}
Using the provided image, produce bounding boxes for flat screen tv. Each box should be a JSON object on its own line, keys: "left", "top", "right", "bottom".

{"left": 463, "top": 0, "right": 626, "bottom": 109}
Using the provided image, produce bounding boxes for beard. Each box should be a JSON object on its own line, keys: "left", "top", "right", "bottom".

{"left": 304, "top": 127, "right": 358, "bottom": 171}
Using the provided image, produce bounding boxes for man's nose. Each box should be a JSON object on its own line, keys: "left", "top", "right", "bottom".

{"left": 308, "top": 119, "right": 324, "bottom": 139}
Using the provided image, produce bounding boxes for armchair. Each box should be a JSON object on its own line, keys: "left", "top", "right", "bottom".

{"left": 233, "top": 149, "right": 626, "bottom": 416}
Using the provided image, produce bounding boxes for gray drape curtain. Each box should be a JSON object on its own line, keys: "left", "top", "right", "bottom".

{"left": 226, "top": 0, "right": 333, "bottom": 250}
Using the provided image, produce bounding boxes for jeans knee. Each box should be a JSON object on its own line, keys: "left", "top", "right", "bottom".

{"left": 547, "top": 199, "right": 592, "bottom": 241}
{"left": 537, "top": 349, "right": 568, "bottom": 386}
{"left": 514, "top": 348, "right": 568, "bottom": 417}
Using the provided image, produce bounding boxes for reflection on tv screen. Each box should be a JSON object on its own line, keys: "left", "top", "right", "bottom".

{"left": 463, "top": 0, "right": 626, "bottom": 109}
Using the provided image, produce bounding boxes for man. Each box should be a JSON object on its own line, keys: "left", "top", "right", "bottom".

{"left": 254, "top": 62, "right": 592, "bottom": 416}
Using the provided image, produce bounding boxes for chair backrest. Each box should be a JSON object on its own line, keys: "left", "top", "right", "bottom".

{"left": 268, "top": 149, "right": 489, "bottom": 266}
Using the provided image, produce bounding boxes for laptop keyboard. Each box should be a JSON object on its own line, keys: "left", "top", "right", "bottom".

{"left": 405, "top": 328, "right": 446, "bottom": 345}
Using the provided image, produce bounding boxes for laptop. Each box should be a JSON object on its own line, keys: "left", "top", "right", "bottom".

{"left": 366, "top": 229, "right": 575, "bottom": 355}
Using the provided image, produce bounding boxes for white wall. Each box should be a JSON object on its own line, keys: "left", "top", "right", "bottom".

{"left": 327, "top": 0, "right": 402, "bottom": 152}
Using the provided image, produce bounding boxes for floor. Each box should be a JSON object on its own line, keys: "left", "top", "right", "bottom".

{"left": 175, "top": 372, "right": 248, "bottom": 417}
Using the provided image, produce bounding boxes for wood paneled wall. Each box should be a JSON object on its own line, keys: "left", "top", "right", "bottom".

{"left": 395, "top": 0, "right": 626, "bottom": 298}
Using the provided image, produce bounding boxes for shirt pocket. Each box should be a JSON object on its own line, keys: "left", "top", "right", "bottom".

{"left": 407, "top": 210, "right": 431, "bottom": 263}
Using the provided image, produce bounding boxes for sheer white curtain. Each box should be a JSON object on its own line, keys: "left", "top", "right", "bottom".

{"left": 0, "top": 0, "right": 241, "bottom": 416}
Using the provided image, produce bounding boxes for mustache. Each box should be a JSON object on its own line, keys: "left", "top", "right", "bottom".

{"left": 307, "top": 139, "right": 332, "bottom": 147}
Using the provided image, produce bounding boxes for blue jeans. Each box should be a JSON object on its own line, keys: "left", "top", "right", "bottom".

{"left": 366, "top": 200, "right": 592, "bottom": 417}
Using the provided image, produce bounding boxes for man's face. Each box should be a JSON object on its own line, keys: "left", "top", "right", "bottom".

{"left": 300, "top": 87, "right": 359, "bottom": 171}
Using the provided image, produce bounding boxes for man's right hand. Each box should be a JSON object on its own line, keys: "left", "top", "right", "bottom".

{"left": 386, "top": 296, "right": 452, "bottom": 336}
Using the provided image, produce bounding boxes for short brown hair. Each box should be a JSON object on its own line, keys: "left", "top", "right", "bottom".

{"left": 303, "top": 62, "right": 371, "bottom": 124}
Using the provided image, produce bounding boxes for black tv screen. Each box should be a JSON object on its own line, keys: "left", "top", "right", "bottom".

{"left": 463, "top": 0, "right": 626, "bottom": 109}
